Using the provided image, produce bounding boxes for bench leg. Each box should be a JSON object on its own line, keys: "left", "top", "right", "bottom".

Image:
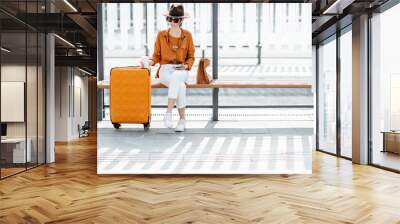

{"left": 212, "top": 88, "right": 219, "bottom": 121}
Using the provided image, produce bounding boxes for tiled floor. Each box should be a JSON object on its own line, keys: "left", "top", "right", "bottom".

{"left": 98, "top": 119, "right": 313, "bottom": 174}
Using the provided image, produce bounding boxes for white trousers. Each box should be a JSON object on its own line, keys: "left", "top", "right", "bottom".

{"left": 159, "top": 64, "right": 189, "bottom": 108}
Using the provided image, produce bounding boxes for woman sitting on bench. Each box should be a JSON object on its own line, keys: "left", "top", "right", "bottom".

{"left": 140, "top": 4, "right": 195, "bottom": 132}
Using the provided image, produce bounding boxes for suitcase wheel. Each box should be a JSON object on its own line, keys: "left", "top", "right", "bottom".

{"left": 113, "top": 123, "right": 121, "bottom": 129}
{"left": 143, "top": 122, "right": 150, "bottom": 131}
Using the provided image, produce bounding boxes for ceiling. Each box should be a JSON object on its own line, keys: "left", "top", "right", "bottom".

{"left": 0, "top": 0, "right": 393, "bottom": 74}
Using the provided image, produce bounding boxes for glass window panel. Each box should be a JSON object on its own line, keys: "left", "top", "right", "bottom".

{"left": 340, "top": 29, "right": 352, "bottom": 158}
{"left": 217, "top": 3, "right": 312, "bottom": 111}
{"left": 1, "top": 0, "right": 46, "bottom": 178}
{"left": 103, "top": 3, "right": 213, "bottom": 78}
{"left": 27, "top": 30, "right": 38, "bottom": 169}
{"left": 101, "top": 3, "right": 213, "bottom": 121}
{"left": 1, "top": 20, "right": 28, "bottom": 177}
{"left": 371, "top": 4, "right": 400, "bottom": 171}
{"left": 317, "top": 37, "right": 337, "bottom": 154}
{"left": 26, "top": 0, "right": 41, "bottom": 169}
{"left": 38, "top": 32, "right": 46, "bottom": 165}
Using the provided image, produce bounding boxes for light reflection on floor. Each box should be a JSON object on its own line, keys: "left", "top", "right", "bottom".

{"left": 97, "top": 120, "right": 313, "bottom": 174}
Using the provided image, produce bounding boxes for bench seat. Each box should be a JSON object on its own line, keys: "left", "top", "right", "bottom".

{"left": 97, "top": 80, "right": 312, "bottom": 89}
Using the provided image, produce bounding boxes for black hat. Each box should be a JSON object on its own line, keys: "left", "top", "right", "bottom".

{"left": 163, "top": 4, "right": 190, "bottom": 18}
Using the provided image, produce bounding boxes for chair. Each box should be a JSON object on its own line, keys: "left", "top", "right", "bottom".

{"left": 79, "top": 121, "right": 90, "bottom": 138}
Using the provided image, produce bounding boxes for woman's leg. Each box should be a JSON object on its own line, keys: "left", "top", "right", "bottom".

{"left": 165, "top": 69, "right": 188, "bottom": 107}
{"left": 159, "top": 66, "right": 189, "bottom": 130}
{"left": 175, "top": 83, "right": 187, "bottom": 132}
{"left": 159, "top": 65, "right": 177, "bottom": 113}
{"left": 176, "top": 82, "right": 187, "bottom": 119}
{"left": 167, "top": 99, "right": 175, "bottom": 113}
{"left": 159, "top": 65, "right": 176, "bottom": 128}
{"left": 173, "top": 70, "right": 189, "bottom": 123}
{"left": 178, "top": 107, "right": 185, "bottom": 120}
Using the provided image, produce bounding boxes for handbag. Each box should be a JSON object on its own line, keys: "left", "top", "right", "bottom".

{"left": 196, "top": 56, "right": 211, "bottom": 84}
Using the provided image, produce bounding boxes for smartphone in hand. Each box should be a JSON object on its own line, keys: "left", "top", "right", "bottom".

{"left": 174, "top": 64, "right": 186, "bottom": 70}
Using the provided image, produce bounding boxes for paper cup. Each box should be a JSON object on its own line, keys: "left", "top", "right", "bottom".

{"left": 141, "top": 56, "right": 150, "bottom": 68}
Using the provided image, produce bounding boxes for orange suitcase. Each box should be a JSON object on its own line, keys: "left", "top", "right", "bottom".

{"left": 110, "top": 66, "right": 151, "bottom": 130}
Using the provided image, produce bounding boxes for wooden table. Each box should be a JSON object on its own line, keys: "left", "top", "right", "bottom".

{"left": 1, "top": 138, "right": 31, "bottom": 164}
{"left": 381, "top": 131, "right": 400, "bottom": 154}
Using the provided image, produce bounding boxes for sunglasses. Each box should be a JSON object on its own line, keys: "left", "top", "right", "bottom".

{"left": 166, "top": 16, "right": 181, "bottom": 23}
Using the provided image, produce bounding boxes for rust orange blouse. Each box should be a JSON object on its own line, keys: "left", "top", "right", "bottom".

{"left": 151, "top": 28, "right": 195, "bottom": 77}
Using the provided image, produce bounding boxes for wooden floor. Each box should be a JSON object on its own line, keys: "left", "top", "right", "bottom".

{"left": 1, "top": 135, "right": 400, "bottom": 223}
{"left": 0, "top": 167, "right": 26, "bottom": 178}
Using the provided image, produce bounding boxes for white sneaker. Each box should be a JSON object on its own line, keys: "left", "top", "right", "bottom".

{"left": 163, "top": 112, "right": 173, "bottom": 128}
{"left": 175, "top": 119, "right": 186, "bottom": 132}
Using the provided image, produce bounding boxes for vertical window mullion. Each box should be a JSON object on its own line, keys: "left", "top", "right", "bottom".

{"left": 316, "top": 45, "right": 320, "bottom": 151}
{"left": 25, "top": 0, "right": 28, "bottom": 171}
{"left": 0, "top": 18, "right": 2, "bottom": 179}
{"left": 336, "top": 29, "right": 341, "bottom": 157}
{"left": 212, "top": 3, "right": 219, "bottom": 121}
{"left": 36, "top": 0, "right": 39, "bottom": 167}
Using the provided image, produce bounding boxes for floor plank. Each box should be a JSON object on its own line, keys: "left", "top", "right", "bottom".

{"left": 1, "top": 135, "right": 400, "bottom": 223}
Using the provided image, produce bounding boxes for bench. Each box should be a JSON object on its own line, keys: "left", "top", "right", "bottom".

{"left": 97, "top": 80, "right": 312, "bottom": 89}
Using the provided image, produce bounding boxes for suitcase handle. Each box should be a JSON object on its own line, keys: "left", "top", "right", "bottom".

{"left": 109, "top": 66, "right": 151, "bottom": 76}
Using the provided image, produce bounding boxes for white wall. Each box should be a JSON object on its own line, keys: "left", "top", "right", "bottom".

{"left": 1, "top": 64, "right": 36, "bottom": 137}
{"left": 1, "top": 65, "right": 29, "bottom": 138}
{"left": 55, "top": 67, "right": 89, "bottom": 141}
{"left": 1, "top": 63, "right": 46, "bottom": 164}
{"left": 55, "top": 66, "right": 69, "bottom": 141}
{"left": 71, "top": 73, "right": 89, "bottom": 138}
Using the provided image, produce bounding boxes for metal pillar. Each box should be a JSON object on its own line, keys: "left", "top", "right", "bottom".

{"left": 315, "top": 45, "right": 319, "bottom": 151}
{"left": 97, "top": 3, "right": 104, "bottom": 121}
{"left": 144, "top": 4, "right": 149, "bottom": 56}
{"left": 212, "top": 3, "right": 219, "bottom": 121}
{"left": 352, "top": 14, "right": 369, "bottom": 164}
{"left": 336, "top": 29, "right": 341, "bottom": 157}
{"left": 257, "top": 3, "right": 262, "bottom": 65}
{"left": 46, "top": 0, "right": 55, "bottom": 163}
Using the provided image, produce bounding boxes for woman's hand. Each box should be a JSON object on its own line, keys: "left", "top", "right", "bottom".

{"left": 139, "top": 59, "right": 155, "bottom": 68}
